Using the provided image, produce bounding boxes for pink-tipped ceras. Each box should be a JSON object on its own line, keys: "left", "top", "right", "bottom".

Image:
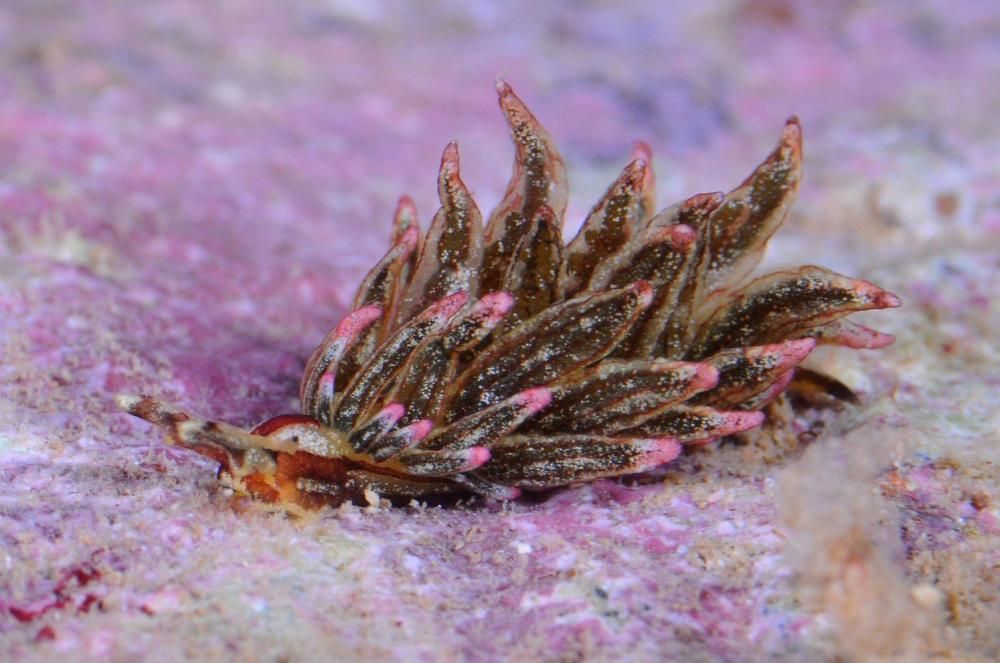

{"left": 119, "top": 81, "right": 900, "bottom": 511}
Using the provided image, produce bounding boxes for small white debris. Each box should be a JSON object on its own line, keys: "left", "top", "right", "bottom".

{"left": 402, "top": 554, "right": 423, "bottom": 573}
{"left": 911, "top": 583, "right": 943, "bottom": 609}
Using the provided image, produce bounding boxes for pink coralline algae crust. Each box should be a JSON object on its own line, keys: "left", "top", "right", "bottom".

{"left": 1, "top": 1, "right": 999, "bottom": 661}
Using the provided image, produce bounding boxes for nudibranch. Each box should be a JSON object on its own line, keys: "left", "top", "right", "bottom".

{"left": 119, "top": 82, "right": 899, "bottom": 511}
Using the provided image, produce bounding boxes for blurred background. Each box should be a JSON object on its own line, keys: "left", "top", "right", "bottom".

{"left": 2, "top": 1, "right": 995, "bottom": 269}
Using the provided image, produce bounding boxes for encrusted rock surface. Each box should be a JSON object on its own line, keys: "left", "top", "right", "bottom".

{"left": 2, "top": 2, "right": 997, "bottom": 659}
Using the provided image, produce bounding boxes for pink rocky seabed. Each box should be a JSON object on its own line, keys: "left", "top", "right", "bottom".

{"left": 2, "top": 3, "right": 997, "bottom": 660}
{"left": 119, "top": 81, "right": 900, "bottom": 511}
